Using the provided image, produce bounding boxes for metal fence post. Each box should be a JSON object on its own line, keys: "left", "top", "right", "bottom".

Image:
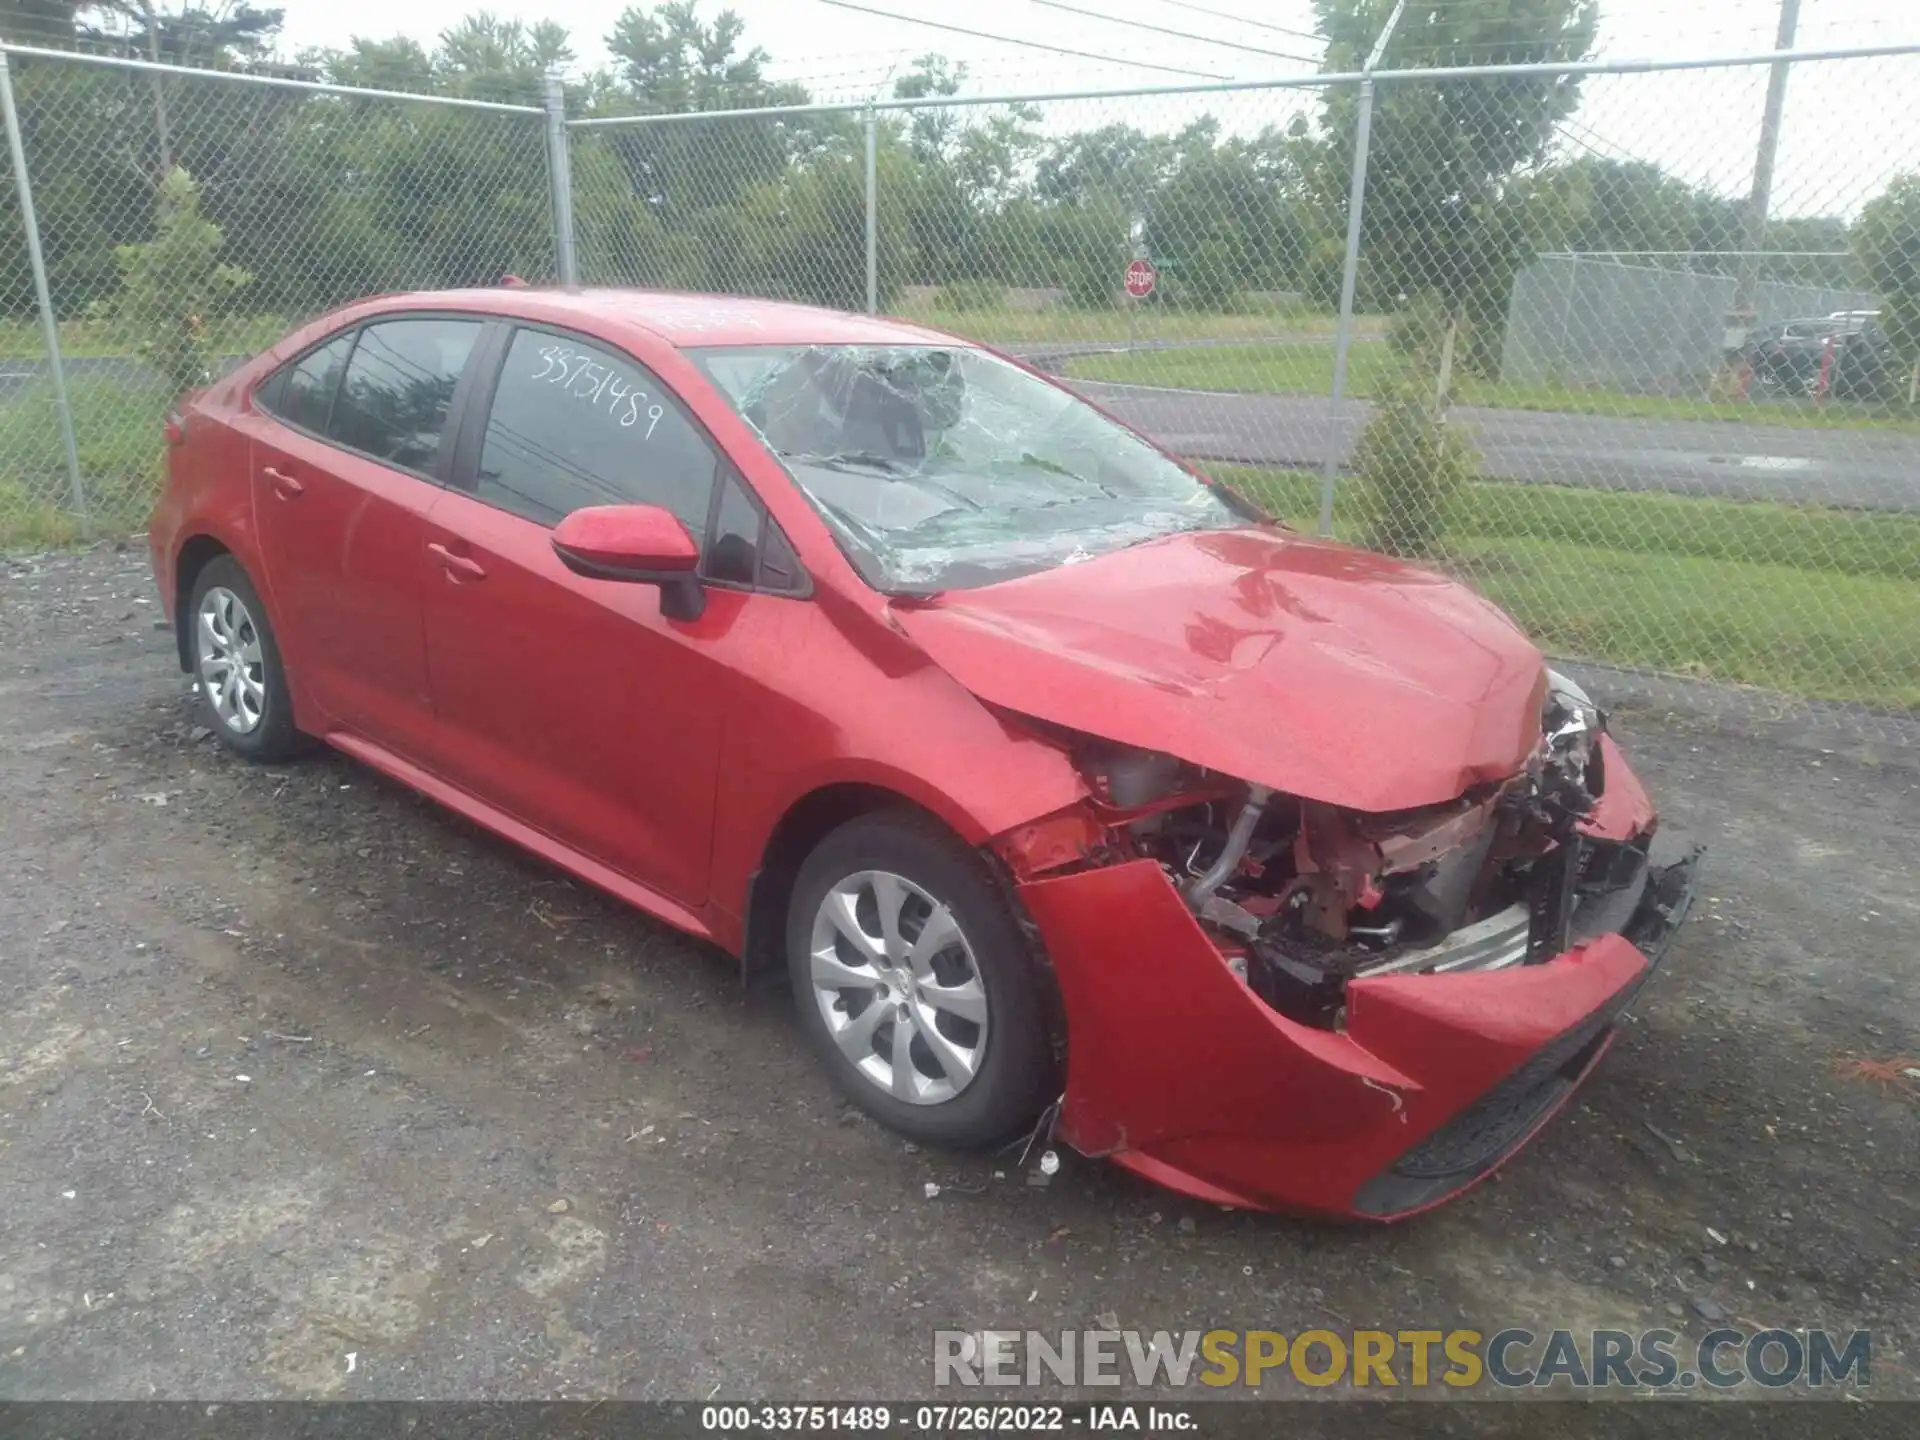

{"left": 1319, "top": 77, "right": 1377, "bottom": 539}
{"left": 1558, "top": 253, "right": 1579, "bottom": 381}
{"left": 864, "top": 106, "right": 878, "bottom": 314}
{"left": 0, "top": 51, "right": 88, "bottom": 536}
{"left": 543, "top": 69, "right": 578, "bottom": 287}
{"left": 1319, "top": 0, "right": 1405, "bottom": 539}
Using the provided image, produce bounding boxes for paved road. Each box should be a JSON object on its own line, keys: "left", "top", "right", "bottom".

{"left": 1003, "top": 346, "right": 1920, "bottom": 513}
{"left": 1071, "top": 380, "right": 1920, "bottom": 511}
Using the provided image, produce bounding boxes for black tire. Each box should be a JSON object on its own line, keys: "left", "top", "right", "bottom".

{"left": 786, "top": 811, "right": 1054, "bottom": 1147}
{"left": 185, "top": 555, "right": 303, "bottom": 763}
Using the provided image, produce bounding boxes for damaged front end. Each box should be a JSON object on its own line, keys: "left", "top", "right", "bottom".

{"left": 994, "top": 672, "right": 1702, "bottom": 1220}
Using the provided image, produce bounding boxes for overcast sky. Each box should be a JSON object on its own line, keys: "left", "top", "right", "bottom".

{"left": 270, "top": 0, "right": 1920, "bottom": 220}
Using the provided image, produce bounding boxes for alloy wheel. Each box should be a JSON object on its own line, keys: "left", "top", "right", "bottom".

{"left": 807, "top": 869, "right": 990, "bottom": 1105}
{"left": 196, "top": 585, "right": 267, "bottom": 735}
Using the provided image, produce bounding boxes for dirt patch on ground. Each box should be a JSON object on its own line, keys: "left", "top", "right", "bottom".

{"left": 1, "top": 545, "right": 1915, "bottom": 1402}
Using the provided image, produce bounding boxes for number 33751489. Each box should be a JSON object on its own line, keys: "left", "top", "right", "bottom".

{"left": 531, "top": 343, "right": 665, "bottom": 438}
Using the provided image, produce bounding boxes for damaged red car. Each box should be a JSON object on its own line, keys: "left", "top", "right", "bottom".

{"left": 148, "top": 288, "right": 1701, "bottom": 1221}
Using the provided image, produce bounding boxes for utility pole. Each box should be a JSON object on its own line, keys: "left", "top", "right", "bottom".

{"left": 1726, "top": 0, "right": 1801, "bottom": 358}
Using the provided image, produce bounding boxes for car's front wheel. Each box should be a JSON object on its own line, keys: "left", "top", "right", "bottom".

{"left": 187, "top": 556, "right": 302, "bottom": 763}
{"left": 786, "top": 812, "right": 1054, "bottom": 1147}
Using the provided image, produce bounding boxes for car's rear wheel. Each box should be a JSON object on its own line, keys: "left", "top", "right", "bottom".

{"left": 188, "top": 556, "right": 301, "bottom": 763}
{"left": 786, "top": 812, "right": 1053, "bottom": 1147}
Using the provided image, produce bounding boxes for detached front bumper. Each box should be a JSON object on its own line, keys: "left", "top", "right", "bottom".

{"left": 1017, "top": 792, "right": 1701, "bottom": 1222}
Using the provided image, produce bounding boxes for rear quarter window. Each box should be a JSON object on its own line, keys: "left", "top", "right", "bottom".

{"left": 329, "top": 317, "right": 484, "bottom": 473}
{"left": 258, "top": 332, "right": 354, "bottom": 434}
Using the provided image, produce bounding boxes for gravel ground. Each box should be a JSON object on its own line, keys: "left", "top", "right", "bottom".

{"left": 1, "top": 543, "right": 1916, "bottom": 1404}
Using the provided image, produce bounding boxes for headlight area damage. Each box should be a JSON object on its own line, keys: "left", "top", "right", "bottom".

{"left": 988, "top": 678, "right": 1702, "bottom": 1221}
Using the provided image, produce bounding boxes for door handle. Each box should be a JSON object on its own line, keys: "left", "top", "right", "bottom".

{"left": 262, "top": 465, "right": 303, "bottom": 499}
{"left": 427, "top": 542, "right": 487, "bottom": 582}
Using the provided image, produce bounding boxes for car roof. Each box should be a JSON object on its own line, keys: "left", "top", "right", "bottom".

{"left": 372, "top": 286, "right": 963, "bottom": 349}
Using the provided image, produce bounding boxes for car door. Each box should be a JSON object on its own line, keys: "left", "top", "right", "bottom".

{"left": 419, "top": 323, "right": 781, "bottom": 908}
{"left": 241, "top": 314, "right": 488, "bottom": 759}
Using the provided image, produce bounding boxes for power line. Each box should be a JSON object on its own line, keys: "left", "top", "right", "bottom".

{"left": 1137, "top": 0, "right": 1325, "bottom": 45}
{"left": 811, "top": 0, "right": 1227, "bottom": 81}
{"left": 1024, "top": 0, "right": 1321, "bottom": 66}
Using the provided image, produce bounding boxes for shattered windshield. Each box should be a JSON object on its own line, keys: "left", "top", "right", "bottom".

{"left": 688, "top": 344, "right": 1242, "bottom": 593}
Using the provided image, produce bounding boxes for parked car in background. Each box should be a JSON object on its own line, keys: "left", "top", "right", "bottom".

{"left": 148, "top": 286, "right": 1701, "bottom": 1221}
{"left": 1828, "top": 314, "right": 1896, "bottom": 402}
{"left": 1746, "top": 316, "right": 1834, "bottom": 396}
{"left": 1747, "top": 312, "right": 1895, "bottom": 402}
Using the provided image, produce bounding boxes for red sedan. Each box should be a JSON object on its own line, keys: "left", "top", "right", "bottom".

{"left": 148, "top": 287, "right": 1700, "bottom": 1220}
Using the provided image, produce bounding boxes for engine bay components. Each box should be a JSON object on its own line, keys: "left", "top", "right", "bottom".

{"left": 1054, "top": 682, "right": 1644, "bottom": 1033}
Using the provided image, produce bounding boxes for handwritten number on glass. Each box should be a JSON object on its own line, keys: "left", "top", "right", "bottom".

{"left": 533, "top": 343, "right": 664, "bottom": 435}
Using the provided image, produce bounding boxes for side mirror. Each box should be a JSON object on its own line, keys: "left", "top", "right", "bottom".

{"left": 551, "top": 504, "right": 705, "bottom": 620}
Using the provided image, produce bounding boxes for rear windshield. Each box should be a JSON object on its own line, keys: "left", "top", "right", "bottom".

{"left": 688, "top": 344, "right": 1241, "bottom": 594}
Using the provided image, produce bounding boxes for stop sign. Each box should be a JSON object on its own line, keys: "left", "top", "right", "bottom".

{"left": 1124, "top": 259, "right": 1157, "bottom": 298}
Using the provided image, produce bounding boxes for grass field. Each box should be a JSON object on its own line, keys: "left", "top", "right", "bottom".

{"left": 1216, "top": 464, "right": 1920, "bottom": 710}
{"left": 1068, "top": 343, "right": 1920, "bottom": 435}
{"left": 885, "top": 300, "right": 1381, "bottom": 347}
{"left": 0, "top": 314, "right": 288, "bottom": 362}
{"left": 0, "top": 378, "right": 168, "bottom": 545}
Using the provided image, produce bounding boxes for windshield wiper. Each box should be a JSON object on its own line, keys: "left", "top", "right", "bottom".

{"left": 1015, "top": 451, "right": 1120, "bottom": 499}
{"left": 778, "top": 449, "right": 909, "bottom": 475}
{"left": 784, "top": 449, "right": 984, "bottom": 512}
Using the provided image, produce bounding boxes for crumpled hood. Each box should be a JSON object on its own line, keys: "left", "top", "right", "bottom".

{"left": 892, "top": 527, "right": 1548, "bottom": 813}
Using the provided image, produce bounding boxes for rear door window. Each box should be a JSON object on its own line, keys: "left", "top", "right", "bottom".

{"left": 258, "top": 331, "right": 354, "bottom": 435}
{"left": 473, "top": 327, "right": 718, "bottom": 534}
{"left": 328, "top": 317, "right": 484, "bottom": 474}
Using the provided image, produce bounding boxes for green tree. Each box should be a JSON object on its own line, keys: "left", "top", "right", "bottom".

{"left": 1144, "top": 122, "right": 1319, "bottom": 307}
{"left": 887, "top": 55, "right": 1040, "bottom": 284}
{"left": 737, "top": 141, "right": 911, "bottom": 310}
{"left": 1034, "top": 123, "right": 1171, "bottom": 208}
{"left": 243, "top": 18, "right": 572, "bottom": 307}
{"left": 112, "top": 165, "right": 251, "bottom": 395}
{"left": 77, "top": 2, "right": 284, "bottom": 176}
{"left": 1314, "top": 0, "right": 1598, "bottom": 386}
{"left": 0, "top": 0, "right": 297, "bottom": 314}
{"left": 1025, "top": 124, "right": 1171, "bottom": 305}
{"left": 594, "top": 3, "right": 815, "bottom": 223}
{"left": 893, "top": 53, "right": 965, "bottom": 167}
{"left": 1516, "top": 156, "right": 1698, "bottom": 255}
{"left": 1352, "top": 368, "right": 1475, "bottom": 558}
{"left": 77, "top": 1, "right": 282, "bottom": 63}
{"left": 322, "top": 36, "right": 436, "bottom": 93}
{"left": 433, "top": 13, "right": 573, "bottom": 102}
{"left": 1854, "top": 175, "right": 1920, "bottom": 404}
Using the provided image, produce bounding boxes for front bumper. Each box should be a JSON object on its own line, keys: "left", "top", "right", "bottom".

{"left": 1017, "top": 761, "right": 1701, "bottom": 1222}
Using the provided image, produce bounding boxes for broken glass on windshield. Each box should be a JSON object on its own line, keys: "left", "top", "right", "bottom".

{"left": 690, "top": 343, "right": 1243, "bottom": 592}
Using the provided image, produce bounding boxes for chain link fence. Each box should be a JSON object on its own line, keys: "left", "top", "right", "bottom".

{"left": 0, "top": 45, "right": 554, "bottom": 545}
{"left": 3, "top": 38, "right": 1918, "bottom": 732}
